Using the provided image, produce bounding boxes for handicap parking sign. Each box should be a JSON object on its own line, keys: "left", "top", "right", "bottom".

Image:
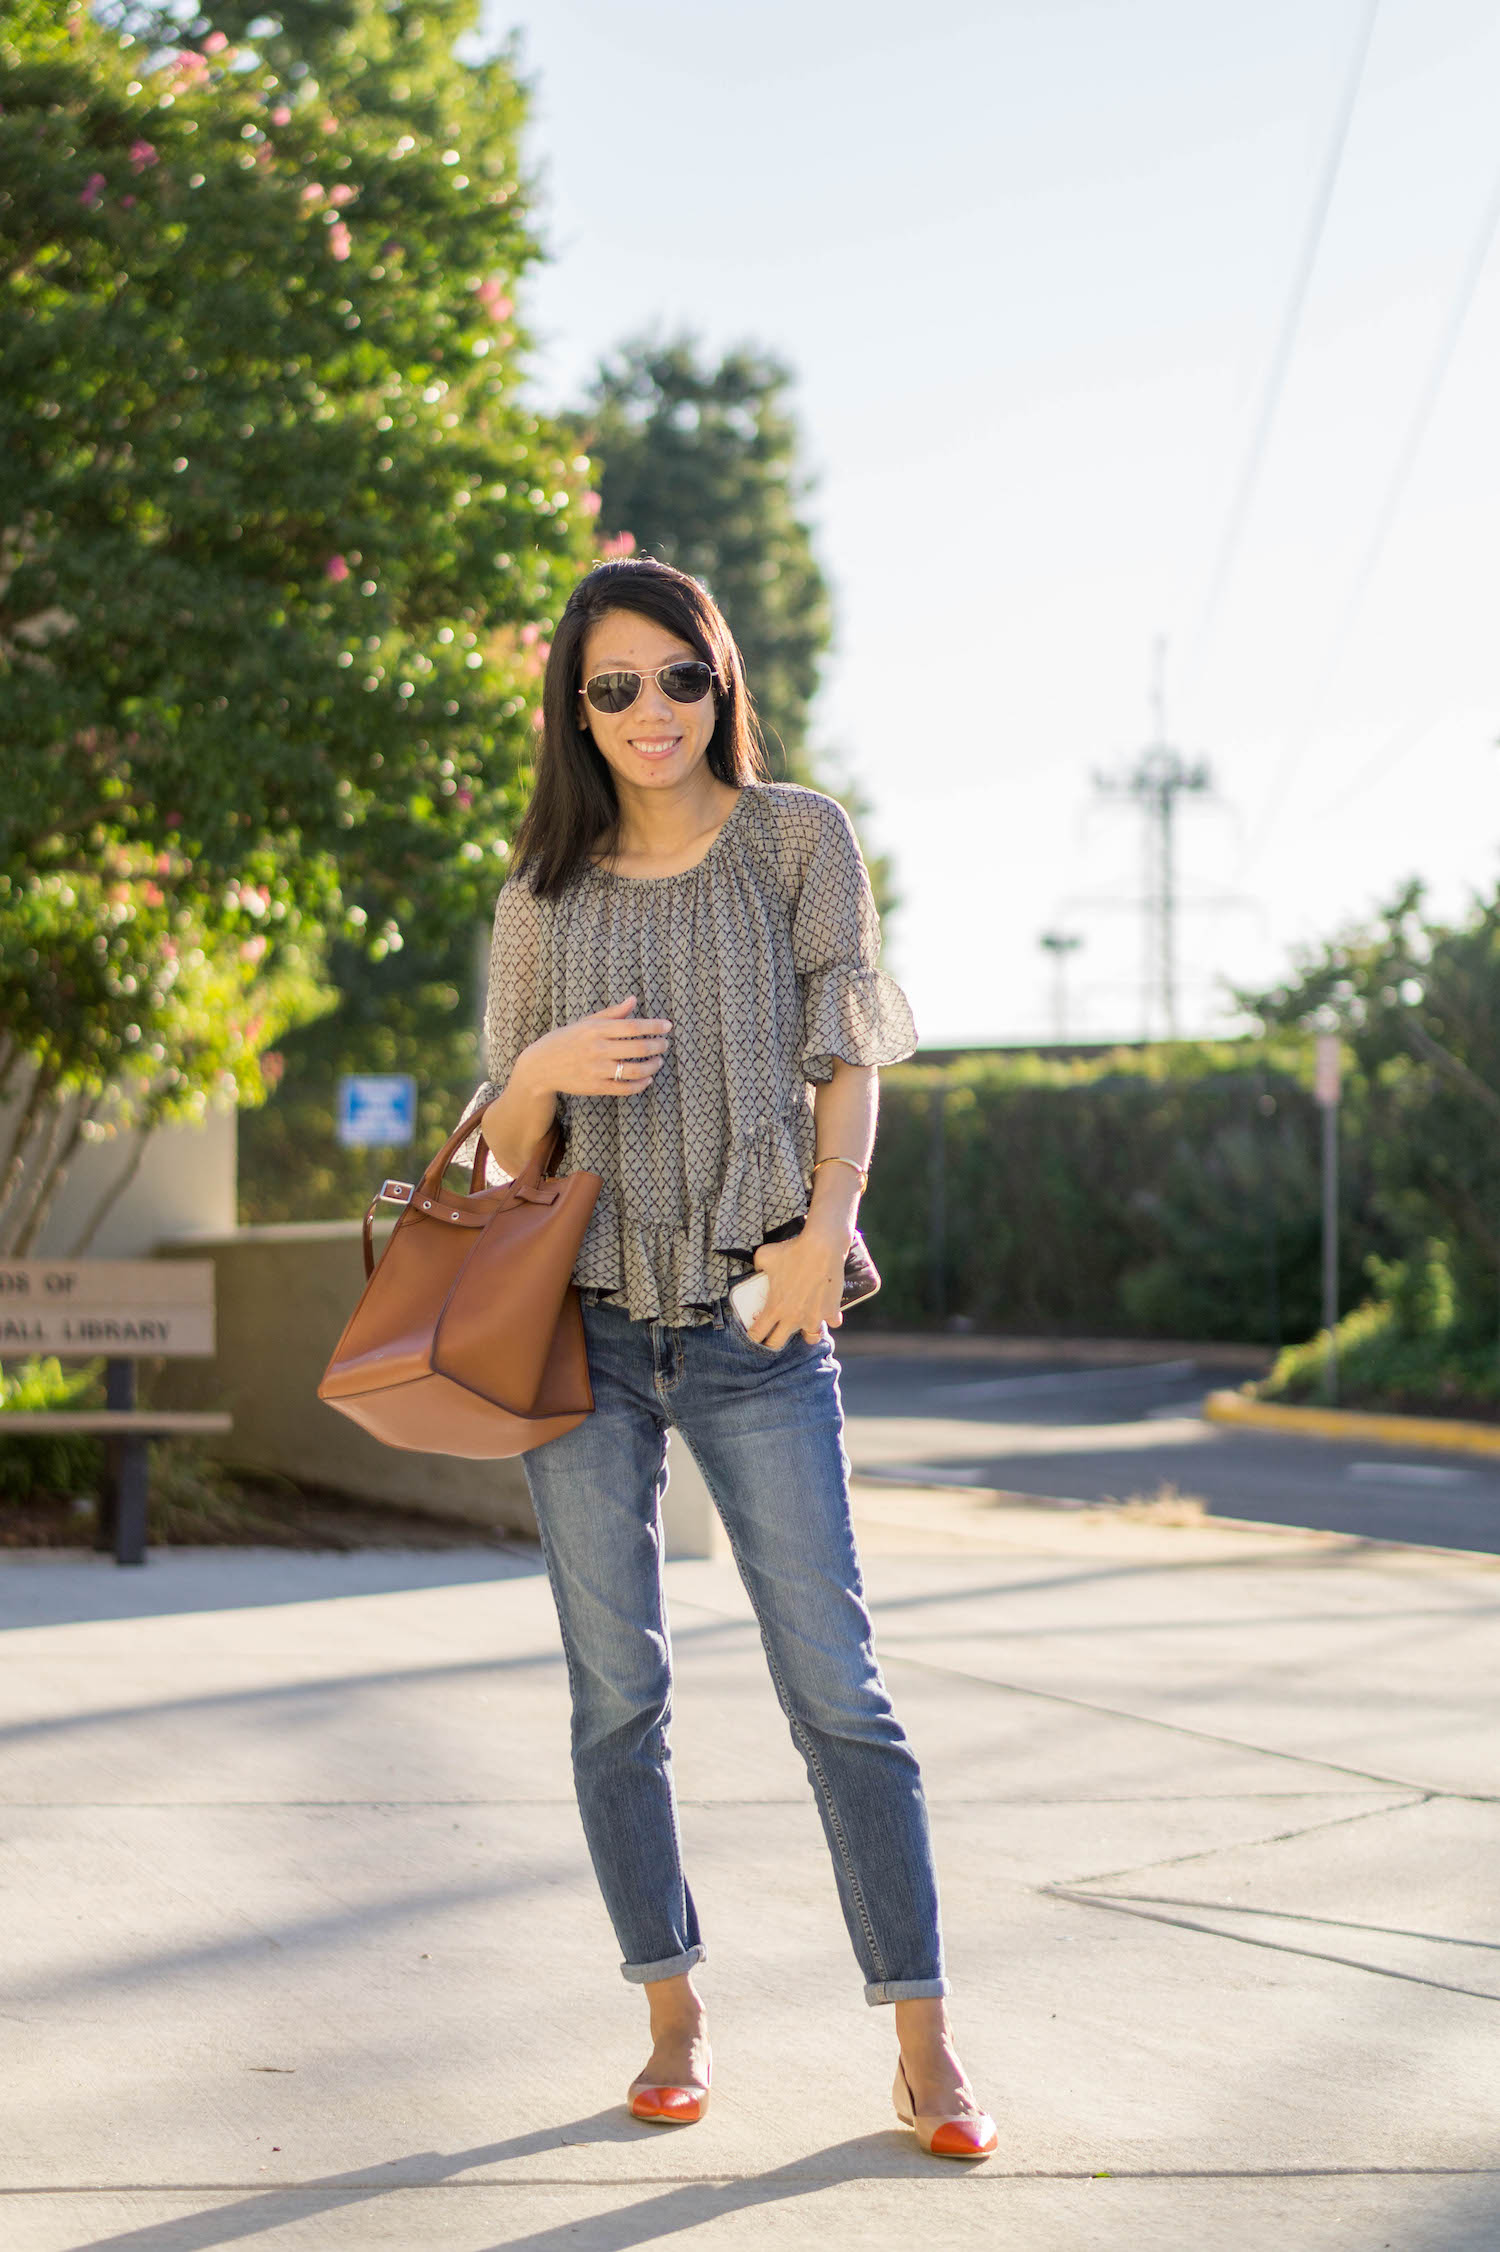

{"left": 336, "top": 1073, "right": 418, "bottom": 1148}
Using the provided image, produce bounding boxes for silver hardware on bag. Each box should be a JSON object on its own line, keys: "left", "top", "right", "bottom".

{"left": 380, "top": 1180, "right": 416, "bottom": 1204}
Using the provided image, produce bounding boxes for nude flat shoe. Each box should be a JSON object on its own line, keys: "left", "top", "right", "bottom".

{"left": 893, "top": 2057, "right": 997, "bottom": 2159}
{"left": 627, "top": 2055, "right": 711, "bottom": 2125}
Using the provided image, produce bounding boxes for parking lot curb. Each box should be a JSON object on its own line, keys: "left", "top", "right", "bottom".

{"left": 1204, "top": 1388, "right": 1500, "bottom": 1458}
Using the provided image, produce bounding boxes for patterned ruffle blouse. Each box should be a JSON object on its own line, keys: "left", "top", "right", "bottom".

{"left": 472, "top": 782, "right": 917, "bottom": 1326}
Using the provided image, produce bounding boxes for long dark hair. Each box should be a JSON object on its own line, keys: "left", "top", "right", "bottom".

{"left": 510, "top": 558, "right": 767, "bottom": 898}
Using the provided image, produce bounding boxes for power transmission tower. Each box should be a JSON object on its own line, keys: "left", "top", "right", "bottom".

{"left": 1038, "top": 930, "right": 1084, "bottom": 1042}
{"left": 1093, "top": 643, "right": 1213, "bottom": 1039}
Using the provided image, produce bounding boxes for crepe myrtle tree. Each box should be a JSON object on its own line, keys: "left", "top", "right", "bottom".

{"left": 0, "top": 0, "right": 597, "bottom": 1247}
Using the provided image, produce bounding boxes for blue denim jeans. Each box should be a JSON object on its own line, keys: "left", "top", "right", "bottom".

{"left": 520, "top": 1296, "right": 949, "bottom": 2006}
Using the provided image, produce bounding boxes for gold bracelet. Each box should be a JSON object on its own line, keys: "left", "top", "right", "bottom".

{"left": 813, "top": 1154, "right": 868, "bottom": 1194}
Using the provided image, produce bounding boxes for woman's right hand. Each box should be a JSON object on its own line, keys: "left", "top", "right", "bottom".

{"left": 518, "top": 996, "right": 671, "bottom": 1100}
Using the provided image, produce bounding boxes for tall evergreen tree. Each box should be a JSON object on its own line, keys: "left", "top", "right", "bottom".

{"left": 581, "top": 339, "right": 833, "bottom": 780}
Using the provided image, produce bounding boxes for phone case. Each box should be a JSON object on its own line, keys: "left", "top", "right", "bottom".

{"left": 728, "top": 1224, "right": 881, "bottom": 1325}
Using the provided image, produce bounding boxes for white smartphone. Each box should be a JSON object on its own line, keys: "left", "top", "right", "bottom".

{"left": 728, "top": 1269, "right": 770, "bottom": 1328}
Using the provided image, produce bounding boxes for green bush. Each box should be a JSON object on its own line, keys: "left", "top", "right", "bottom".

{"left": 1260, "top": 1242, "right": 1500, "bottom": 1418}
{"left": 858, "top": 1045, "right": 1391, "bottom": 1341}
{"left": 0, "top": 1356, "right": 103, "bottom": 1503}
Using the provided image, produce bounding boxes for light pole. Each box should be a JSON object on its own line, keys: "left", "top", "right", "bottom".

{"left": 1314, "top": 1032, "right": 1341, "bottom": 1403}
{"left": 1038, "top": 930, "right": 1084, "bottom": 1044}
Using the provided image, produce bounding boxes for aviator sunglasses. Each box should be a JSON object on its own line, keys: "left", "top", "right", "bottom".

{"left": 581, "top": 660, "right": 716, "bottom": 715}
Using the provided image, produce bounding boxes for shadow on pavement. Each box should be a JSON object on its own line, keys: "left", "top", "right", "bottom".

{"left": 0, "top": 1544, "right": 546, "bottom": 1634}
{"left": 61, "top": 2126, "right": 939, "bottom": 2252}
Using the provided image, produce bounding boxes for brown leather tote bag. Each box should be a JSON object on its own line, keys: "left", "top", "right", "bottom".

{"left": 318, "top": 1107, "right": 601, "bottom": 1459}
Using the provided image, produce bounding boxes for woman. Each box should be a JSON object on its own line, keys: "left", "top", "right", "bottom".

{"left": 476, "top": 556, "right": 994, "bottom": 2158}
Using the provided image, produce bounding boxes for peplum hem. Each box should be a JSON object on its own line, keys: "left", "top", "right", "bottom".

{"left": 800, "top": 962, "right": 918, "bottom": 1084}
{"left": 573, "top": 1104, "right": 814, "bottom": 1326}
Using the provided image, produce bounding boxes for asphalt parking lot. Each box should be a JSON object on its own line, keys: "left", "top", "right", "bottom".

{"left": 837, "top": 1342, "right": 1500, "bottom": 1556}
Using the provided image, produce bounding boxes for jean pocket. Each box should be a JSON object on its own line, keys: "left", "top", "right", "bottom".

{"left": 724, "top": 1287, "right": 783, "bottom": 1354}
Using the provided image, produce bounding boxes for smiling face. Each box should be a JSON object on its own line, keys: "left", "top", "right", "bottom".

{"left": 576, "top": 608, "right": 718, "bottom": 798}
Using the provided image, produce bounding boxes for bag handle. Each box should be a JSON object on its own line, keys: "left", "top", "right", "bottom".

{"left": 360, "top": 1107, "right": 564, "bottom": 1277}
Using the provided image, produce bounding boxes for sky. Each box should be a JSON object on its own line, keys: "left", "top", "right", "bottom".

{"left": 478, "top": 0, "right": 1500, "bottom": 1046}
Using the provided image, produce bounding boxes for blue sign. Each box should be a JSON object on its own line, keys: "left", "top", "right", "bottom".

{"left": 336, "top": 1074, "right": 417, "bottom": 1148}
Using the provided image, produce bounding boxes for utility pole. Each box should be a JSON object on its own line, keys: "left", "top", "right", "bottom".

{"left": 1038, "top": 930, "right": 1084, "bottom": 1043}
{"left": 1093, "top": 640, "right": 1213, "bottom": 1039}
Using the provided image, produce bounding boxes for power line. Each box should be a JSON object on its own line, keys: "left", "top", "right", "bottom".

{"left": 1242, "top": 134, "right": 1500, "bottom": 869}
{"left": 1182, "top": 0, "right": 1382, "bottom": 698}
{"left": 1310, "top": 715, "right": 1437, "bottom": 818}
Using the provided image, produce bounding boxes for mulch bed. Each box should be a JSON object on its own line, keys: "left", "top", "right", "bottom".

{"left": 0, "top": 1483, "right": 527, "bottom": 1552}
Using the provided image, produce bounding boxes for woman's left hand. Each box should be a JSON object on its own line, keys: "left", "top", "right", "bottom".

{"left": 746, "top": 1219, "right": 849, "bottom": 1349}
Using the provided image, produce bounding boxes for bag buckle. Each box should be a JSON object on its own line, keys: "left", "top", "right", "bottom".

{"left": 379, "top": 1179, "right": 415, "bottom": 1204}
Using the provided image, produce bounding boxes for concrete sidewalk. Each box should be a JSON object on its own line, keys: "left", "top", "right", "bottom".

{"left": 2, "top": 1489, "right": 1497, "bottom": 2250}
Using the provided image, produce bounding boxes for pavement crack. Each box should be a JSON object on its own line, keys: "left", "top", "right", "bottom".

{"left": 1058, "top": 1790, "right": 1433, "bottom": 1886}
{"left": 5, "top": 2166, "right": 1500, "bottom": 2192}
{"left": 670, "top": 1587, "right": 1494, "bottom": 1799}
{"left": 860, "top": 1640, "right": 1495, "bottom": 1801}
{"left": 1042, "top": 1884, "right": 1500, "bottom": 2003}
{"left": 1060, "top": 1892, "right": 1500, "bottom": 1956}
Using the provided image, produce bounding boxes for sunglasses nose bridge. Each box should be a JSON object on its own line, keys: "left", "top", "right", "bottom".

{"left": 635, "top": 670, "right": 677, "bottom": 720}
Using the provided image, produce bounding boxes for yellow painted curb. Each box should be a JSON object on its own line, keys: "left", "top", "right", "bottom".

{"left": 1204, "top": 1390, "right": 1500, "bottom": 1457}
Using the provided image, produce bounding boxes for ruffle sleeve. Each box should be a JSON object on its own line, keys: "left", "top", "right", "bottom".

{"left": 790, "top": 796, "right": 917, "bottom": 1082}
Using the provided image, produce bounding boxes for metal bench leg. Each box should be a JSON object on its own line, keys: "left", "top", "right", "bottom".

{"left": 111, "top": 1435, "right": 150, "bottom": 1566}
{"left": 100, "top": 1359, "right": 148, "bottom": 1566}
{"left": 94, "top": 1468, "right": 117, "bottom": 1554}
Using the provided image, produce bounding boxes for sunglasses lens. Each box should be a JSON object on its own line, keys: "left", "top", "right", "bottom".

{"left": 584, "top": 672, "right": 641, "bottom": 714}
{"left": 659, "top": 661, "right": 715, "bottom": 704}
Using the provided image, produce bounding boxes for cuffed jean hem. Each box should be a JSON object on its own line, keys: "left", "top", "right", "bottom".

{"left": 863, "top": 1975, "right": 951, "bottom": 2006}
{"left": 621, "top": 1943, "right": 706, "bottom": 1987}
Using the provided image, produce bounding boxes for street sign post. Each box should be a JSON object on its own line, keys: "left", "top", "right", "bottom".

{"left": 1313, "top": 1034, "right": 1341, "bottom": 1404}
{"left": 336, "top": 1074, "right": 417, "bottom": 1149}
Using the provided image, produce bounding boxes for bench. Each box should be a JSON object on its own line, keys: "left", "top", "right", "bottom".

{"left": 0, "top": 1260, "right": 227, "bottom": 1566}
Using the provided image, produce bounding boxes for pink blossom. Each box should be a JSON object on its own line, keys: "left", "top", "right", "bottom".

{"left": 164, "top": 811, "right": 183, "bottom": 829}
{"left": 202, "top": 30, "right": 229, "bottom": 53}
{"left": 120, "top": 193, "right": 136, "bottom": 208}
{"left": 129, "top": 138, "right": 158, "bottom": 172}
{"left": 601, "top": 530, "right": 636, "bottom": 559}
{"left": 324, "top": 554, "right": 350, "bottom": 582}
{"left": 327, "top": 221, "right": 352, "bottom": 261}
{"left": 530, "top": 707, "right": 543, "bottom": 730}
{"left": 78, "top": 171, "right": 107, "bottom": 208}
{"left": 239, "top": 934, "right": 267, "bottom": 963}
{"left": 142, "top": 882, "right": 165, "bottom": 907}
{"left": 327, "top": 182, "right": 357, "bottom": 206}
{"left": 580, "top": 490, "right": 601, "bottom": 517}
{"left": 455, "top": 788, "right": 473, "bottom": 809}
{"left": 538, "top": 641, "right": 551, "bottom": 662}
{"left": 271, "top": 105, "right": 292, "bottom": 125}
{"left": 520, "top": 623, "right": 539, "bottom": 647}
{"left": 321, "top": 115, "right": 338, "bottom": 135}
{"left": 170, "top": 50, "right": 210, "bottom": 84}
{"left": 301, "top": 182, "right": 324, "bottom": 203}
{"left": 477, "top": 277, "right": 512, "bottom": 319}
